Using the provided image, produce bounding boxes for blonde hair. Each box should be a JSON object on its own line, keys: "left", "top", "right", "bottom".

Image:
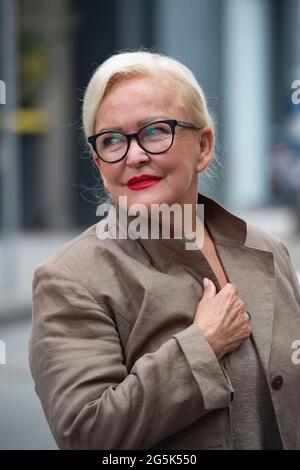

{"left": 82, "top": 50, "right": 216, "bottom": 147}
{"left": 82, "top": 50, "right": 221, "bottom": 205}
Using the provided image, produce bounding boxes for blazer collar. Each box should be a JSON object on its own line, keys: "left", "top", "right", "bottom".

{"left": 110, "top": 191, "right": 247, "bottom": 248}
{"left": 194, "top": 192, "right": 247, "bottom": 245}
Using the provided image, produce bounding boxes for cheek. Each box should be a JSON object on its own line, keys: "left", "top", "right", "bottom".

{"left": 99, "top": 164, "right": 123, "bottom": 185}
{"left": 167, "top": 138, "right": 197, "bottom": 174}
{"left": 162, "top": 158, "right": 194, "bottom": 192}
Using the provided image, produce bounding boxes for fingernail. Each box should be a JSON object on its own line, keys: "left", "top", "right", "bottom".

{"left": 203, "top": 277, "right": 210, "bottom": 287}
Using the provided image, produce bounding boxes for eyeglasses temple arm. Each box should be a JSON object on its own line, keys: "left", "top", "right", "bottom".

{"left": 176, "top": 120, "right": 201, "bottom": 129}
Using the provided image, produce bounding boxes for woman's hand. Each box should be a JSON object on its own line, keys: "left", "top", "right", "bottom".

{"left": 193, "top": 278, "right": 252, "bottom": 361}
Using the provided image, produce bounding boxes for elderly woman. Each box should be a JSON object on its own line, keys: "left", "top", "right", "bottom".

{"left": 29, "top": 51, "right": 300, "bottom": 450}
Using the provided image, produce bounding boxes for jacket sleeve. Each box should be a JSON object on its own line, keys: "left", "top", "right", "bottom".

{"left": 29, "top": 263, "right": 234, "bottom": 450}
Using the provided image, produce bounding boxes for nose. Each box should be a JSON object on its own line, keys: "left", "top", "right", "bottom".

{"left": 125, "top": 137, "right": 150, "bottom": 166}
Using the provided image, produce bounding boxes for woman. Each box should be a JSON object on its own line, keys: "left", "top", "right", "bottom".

{"left": 29, "top": 51, "right": 300, "bottom": 450}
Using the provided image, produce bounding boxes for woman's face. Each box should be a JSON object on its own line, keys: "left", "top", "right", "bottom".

{"left": 92, "top": 77, "right": 213, "bottom": 213}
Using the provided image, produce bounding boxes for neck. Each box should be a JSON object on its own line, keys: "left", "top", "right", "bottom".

{"left": 158, "top": 200, "right": 204, "bottom": 242}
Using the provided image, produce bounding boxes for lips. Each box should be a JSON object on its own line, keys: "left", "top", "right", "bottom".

{"left": 127, "top": 174, "right": 162, "bottom": 186}
{"left": 126, "top": 174, "right": 163, "bottom": 191}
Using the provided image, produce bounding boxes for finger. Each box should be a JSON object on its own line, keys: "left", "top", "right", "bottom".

{"left": 223, "top": 282, "right": 238, "bottom": 295}
{"left": 245, "top": 311, "right": 251, "bottom": 321}
{"left": 202, "top": 277, "right": 217, "bottom": 297}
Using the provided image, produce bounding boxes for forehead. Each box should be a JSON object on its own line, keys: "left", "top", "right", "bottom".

{"left": 102, "top": 77, "right": 174, "bottom": 109}
{"left": 94, "top": 77, "right": 186, "bottom": 131}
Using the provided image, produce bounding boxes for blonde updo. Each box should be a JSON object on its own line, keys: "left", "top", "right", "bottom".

{"left": 82, "top": 50, "right": 216, "bottom": 154}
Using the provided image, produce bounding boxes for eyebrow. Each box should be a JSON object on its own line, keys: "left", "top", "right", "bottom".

{"left": 95, "top": 116, "right": 170, "bottom": 134}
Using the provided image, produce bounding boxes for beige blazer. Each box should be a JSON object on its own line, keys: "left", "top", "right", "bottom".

{"left": 29, "top": 192, "right": 300, "bottom": 449}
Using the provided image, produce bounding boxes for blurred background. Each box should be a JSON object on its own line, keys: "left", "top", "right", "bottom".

{"left": 0, "top": 0, "right": 300, "bottom": 450}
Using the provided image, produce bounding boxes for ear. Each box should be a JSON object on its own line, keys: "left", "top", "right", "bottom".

{"left": 92, "top": 153, "right": 108, "bottom": 189}
{"left": 195, "top": 127, "right": 214, "bottom": 173}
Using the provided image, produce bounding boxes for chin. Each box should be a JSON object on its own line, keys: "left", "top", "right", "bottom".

{"left": 115, "top": 183, "right": 184, "bottom": 211}
{"left": 129, "top": 193, "right": 172, "bottom": 210}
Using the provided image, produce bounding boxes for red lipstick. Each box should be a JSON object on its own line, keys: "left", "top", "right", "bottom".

{"left": 127, "top": 174, "right": 162, "bottom": 190}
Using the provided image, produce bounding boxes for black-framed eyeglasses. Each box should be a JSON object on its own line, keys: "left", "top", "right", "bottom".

{"left": 88, "top": 119, "right": 201, "bottom": 164}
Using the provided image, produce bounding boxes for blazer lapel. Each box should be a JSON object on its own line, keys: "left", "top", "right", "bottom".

{"left": 109, "top": 191, "right": 276, "bottom": 376}
{"left": 198, "top": 192, "right": 276, "bottom": 375}
{"left": 214, "top": 240, "right": 275, "bottom": 374}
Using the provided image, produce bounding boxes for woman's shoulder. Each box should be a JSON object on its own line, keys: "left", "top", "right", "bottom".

{"left": 245, "top": 222, "right": 288, "bottom": 255}
{"left": 244, "top": 222, "right": 298, "bottom": 283}
{"left": 244, "top": 223, "right": 300, "bottom": 293}
{"left": 40, "top": 223, "right": 98, "bottom": 265}
{"left": 34, "top": 218, "right": 118, "bottom": 279}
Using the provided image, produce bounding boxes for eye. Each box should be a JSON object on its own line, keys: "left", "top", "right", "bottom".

{"left": 142, "top": 123, "right": 171, "bottom": 141}
{"left": 146, "top": 125, "right": 168, "bottom": 136}
{"left": 101, "top": 133, "right": 123, "bottom": 148}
